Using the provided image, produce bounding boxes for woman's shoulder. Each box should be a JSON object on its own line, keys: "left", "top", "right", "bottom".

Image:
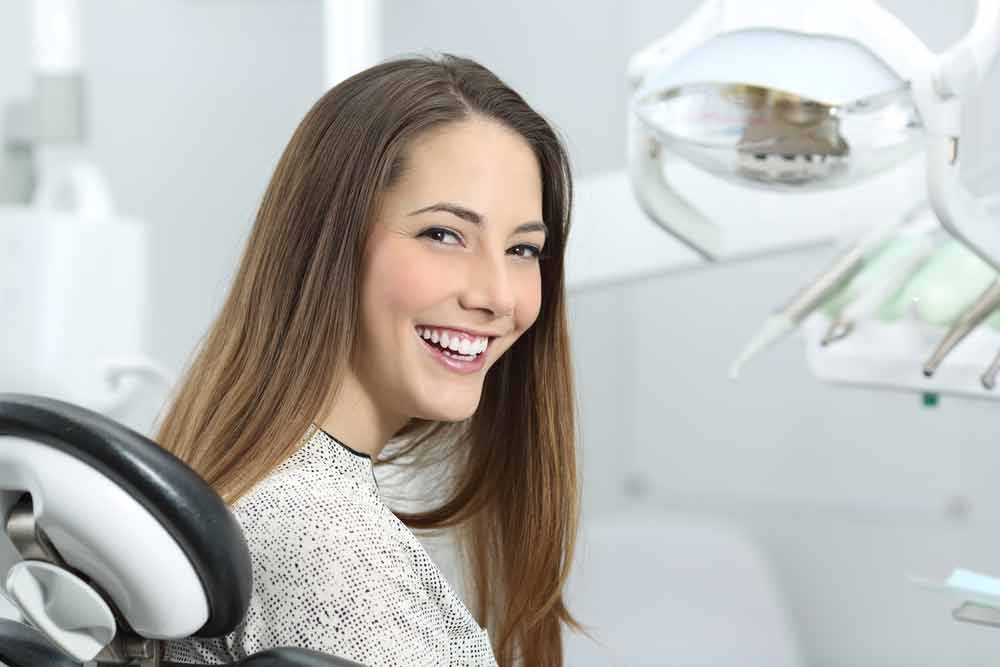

{"left": 232, "top": 428, "right": 379, "bottom": 517}
{"left": 232, "top": 457, "right": 380, "bottom": 536}
{"left": 203, "top": 441, "right": 497, "bottom": 665}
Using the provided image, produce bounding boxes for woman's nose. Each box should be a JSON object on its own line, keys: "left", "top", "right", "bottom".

{"left": 459, "top": 253, "right": 516, "bottom": 319}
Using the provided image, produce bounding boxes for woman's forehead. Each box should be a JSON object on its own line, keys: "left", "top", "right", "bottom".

{"left": 390, "top": 119, "right": 543, "bottom": 216}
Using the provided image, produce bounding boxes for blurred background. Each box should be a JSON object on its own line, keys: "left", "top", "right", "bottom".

{"left": 3, "top": 1, "right": 1000, "bottom": 665}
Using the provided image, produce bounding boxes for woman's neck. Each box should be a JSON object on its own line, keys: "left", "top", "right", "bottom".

{"left": 314, "top": 369, "right": 408, "bottom": 458}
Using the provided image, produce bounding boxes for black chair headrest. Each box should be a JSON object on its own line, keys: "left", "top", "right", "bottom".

{"left": 0, "top": 393, "right": 252, "bottom": 638}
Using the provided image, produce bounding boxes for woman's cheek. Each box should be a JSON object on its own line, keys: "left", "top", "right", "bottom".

{"left": 376, "top": 250, "right": 446, "bottom": 313}
{"left": 516, "top": 271, "right": 543, "bottom": 330}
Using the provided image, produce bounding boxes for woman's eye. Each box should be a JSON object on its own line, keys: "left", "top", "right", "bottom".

{"left": 420, "top": 227, "right": 462, "bottom": 245}
{"left": 509, "top": 244, "right": 544, "bottom": 260}
{"left": 419, "top": 228, "right": 545, "bottom": 260}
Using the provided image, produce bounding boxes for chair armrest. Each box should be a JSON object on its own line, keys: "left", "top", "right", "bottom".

{"left": 0, "top": 619, "right": 81, "bottom": 667}
{"left": 161, "top": 646, "right": 367, "bottom": 667}
{"left": 237, "top": 647, "right": 368, "bottom": 667}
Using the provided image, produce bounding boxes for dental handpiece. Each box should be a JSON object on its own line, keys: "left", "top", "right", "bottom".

{"left": 982, "top": 346, "right": 1000, "bottom": 389}
{"left": 822, "top": 235, "right": 938, "bottom": 346}
{"left": 782, "top": 242, "right": 871, "bottom": 322}
{"left": 923, "top": 278, "right": 1000, "bottom": 377}
{"left": 729, "top": 220, "right": 901, "bottom": 379}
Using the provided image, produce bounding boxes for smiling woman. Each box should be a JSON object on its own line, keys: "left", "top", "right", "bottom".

{"left": 346, "top": 117, "right": 549, "bottom": 428}
{"left": 154, "top": 53, "right": 581, "bottom": 667}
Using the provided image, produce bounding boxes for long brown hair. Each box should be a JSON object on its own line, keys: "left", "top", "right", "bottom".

{"left": 155, "top": 53, "right": 582, "bottom": 665}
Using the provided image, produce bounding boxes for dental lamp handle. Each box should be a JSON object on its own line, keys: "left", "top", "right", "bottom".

{"left": 627, "top": 114, "right": 721, "bottom": 260}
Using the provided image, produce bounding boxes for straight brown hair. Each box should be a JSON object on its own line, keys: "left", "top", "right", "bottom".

{"left": 155, "top": 53, "right": 582, "bottom": 666}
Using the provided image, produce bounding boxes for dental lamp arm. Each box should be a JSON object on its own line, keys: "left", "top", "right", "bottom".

{"left": 936, "top": 0, "right": 1000, "bottom": 97}
{"left": 925, "top": 136, "right": 1000, "bottom": 272}
{"left": 921, "top": 0, "right": 1000, "bottom": 273}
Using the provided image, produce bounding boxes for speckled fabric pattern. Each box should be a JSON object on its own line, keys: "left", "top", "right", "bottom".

{"left": 162, "top": 424, "right": 497, "bottom": 667}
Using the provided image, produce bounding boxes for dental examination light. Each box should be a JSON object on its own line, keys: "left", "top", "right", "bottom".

{"left": 626, "top": 0, "right": 1000, "bottom": 398}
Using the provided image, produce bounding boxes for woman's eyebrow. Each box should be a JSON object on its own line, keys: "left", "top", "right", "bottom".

{"left": 408, "top": 202, "right": 547, "bottom": 236}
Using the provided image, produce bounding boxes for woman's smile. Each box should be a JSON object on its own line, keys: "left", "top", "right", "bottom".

{"left": 414, "top": 325, "right": 494, "bottom": 374}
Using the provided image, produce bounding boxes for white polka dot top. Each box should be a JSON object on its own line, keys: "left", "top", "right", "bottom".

{"left": 162, "top": 424, "right": 498, "bottom": 667}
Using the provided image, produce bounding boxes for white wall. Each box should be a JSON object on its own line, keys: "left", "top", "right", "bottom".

{"left": 0, "top": 0, "right": 326, "bottom": 432}
{"left": 80, "top": 0, "right": 326, "bottom": 380}
{"left": 0, "top": 3, "right": 31, "bottom": 115}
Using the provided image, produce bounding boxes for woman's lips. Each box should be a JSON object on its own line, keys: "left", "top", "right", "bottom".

{"left": 415, "top": 329, "right": 489, "bottom": 374}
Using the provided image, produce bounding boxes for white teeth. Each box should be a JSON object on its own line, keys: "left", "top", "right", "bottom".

{"left": 417, "top": 327, "right": 489, "bottom": 356}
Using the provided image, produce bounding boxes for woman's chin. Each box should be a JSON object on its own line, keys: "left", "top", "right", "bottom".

{"left": 415, "top": 395, "right": 481, "bottom": 423}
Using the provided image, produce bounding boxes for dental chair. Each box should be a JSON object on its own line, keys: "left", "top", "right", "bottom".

{"left": 0, "top": 393, "right": 365, "bottom": 667}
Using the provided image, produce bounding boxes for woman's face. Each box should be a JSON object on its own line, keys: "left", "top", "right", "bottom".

{"left": 356, "top": 116, "right": 546, "bottom": 423}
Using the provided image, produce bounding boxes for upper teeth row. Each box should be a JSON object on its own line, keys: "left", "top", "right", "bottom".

{"left": 416, "top": 327, "right": 489, "bottom": 355}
